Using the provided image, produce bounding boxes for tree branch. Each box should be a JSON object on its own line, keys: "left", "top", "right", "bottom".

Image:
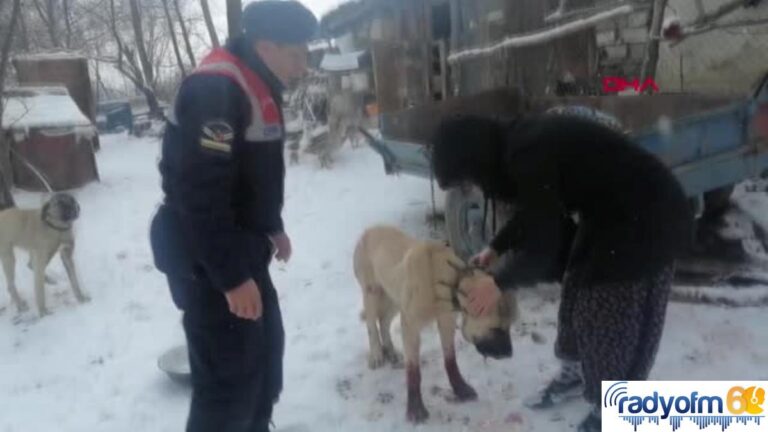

{"left": 200, "top": 0, "right": 220, "bottom": 47}
{"left": 0, "top": 0, "right": 22, "bottom": 93}
{"left": 64, "top": 0, "right": 73, "bottom": 49}
{"left": 173, "top": 0, "right": 197, "bottom": 66}
{"left": 162, "top": 0, "right": 187, "bottom": 76}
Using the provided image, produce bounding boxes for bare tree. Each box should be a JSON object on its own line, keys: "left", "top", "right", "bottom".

{"left": 109, "top": 0, "right": 162, "bottom": 117}
{"left": 64, "top": 0, "right": 73, "bottom": 48}
{"left": 32, "top": 0, "right": 61, "bottom": 48}
{"left": 129, "top": 0, "right": 156, "bottom": 85}
{"left": 173, "top": 0, "right": 196, "bottom": 66}
{"left": 162, "top": 0, "right": 187, "bottom": 76}
{"left": 0, "top": 0, "right": 20, "bottom": 88}
{"left": 200, "top": 0, "right": 219, "bottom": 48}
{"left": 16, "top": 4, "right": 29, "bottom": 52}
{"left": 0, "top": 0, "right": 22, "bottom": 209}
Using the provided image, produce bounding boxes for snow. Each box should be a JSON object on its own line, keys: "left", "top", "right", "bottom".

{"left": 1, "top": 133, "right": 768, "bottom": 431}
{"left": 2, "top": 87, "right": 93, "bottom": 131}
{"left": 309, "top": 40, "right": 332, "bottom": 52}
{"left": 320, "top": 50, "right": 367, "bottom": 72}
{"left": 448, "top": 5, "right": 635, "bottom": 63}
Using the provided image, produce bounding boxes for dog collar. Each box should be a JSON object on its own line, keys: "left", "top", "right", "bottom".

{"left": 42, "top": 214, "right": 71, "bottom": 232}
{"left": 438, "top": 261, "right": 479, "bottom": 313}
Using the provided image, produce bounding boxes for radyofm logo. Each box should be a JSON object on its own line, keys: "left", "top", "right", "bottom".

{"left": 602, "top": 381, "right": 768, "bottom": 431}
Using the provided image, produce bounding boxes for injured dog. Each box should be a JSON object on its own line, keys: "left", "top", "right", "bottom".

{"left": 0, "top": 193, "right": 87, "bottom": 316}
{"left": 353, "top": 225, "right": 517, "bottom": 423}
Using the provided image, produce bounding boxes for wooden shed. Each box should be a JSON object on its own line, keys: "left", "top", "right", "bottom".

{"left": 321, "top": 0, "right": 656, "bottom": 113}
{"left": 2, "top": 86, "right": 100, "bottom": 191}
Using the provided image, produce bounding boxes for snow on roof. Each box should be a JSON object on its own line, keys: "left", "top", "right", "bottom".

{"left": 448, "top": 4, "right": 634, "bottom": 63}
{"left": 308, "top": 39, "right": 332, "bottom": 52}
{"left": 2, "top": 86, "right": 92, "bottom": 130}
{"left": 13, "top": 51, "right": 87, "bottom": 61}
{"left": 320, "top": 50, "right": 366, "bottom": 72}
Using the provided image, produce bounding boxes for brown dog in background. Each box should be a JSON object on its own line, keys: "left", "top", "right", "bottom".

{"left": 0, "top": 193, "right": 87, "bottom": 316}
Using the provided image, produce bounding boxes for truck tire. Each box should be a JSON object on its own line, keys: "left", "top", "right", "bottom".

{"left": 445, "top": 185, "right": 510, "bottom": 260}
{"left": 702, "top": 185, "right": 735, "bottom": 221}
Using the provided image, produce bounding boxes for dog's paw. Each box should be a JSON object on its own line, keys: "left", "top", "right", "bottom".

{"left": 15, "top": 299, "right": 29, "bottom": 313}
{"left": 384, "top": 348, "right": 403, "bottom": 367}
{"left": 368, "top": 350, "right": 385, "bottom": 369}
{"left": 38, "top": 307, "right": 51, "bottom": 317}
{"left": 406, "top": 400, "right": 429, "bottom": 424}
{"left": 452, "top": 383, "right": 478, "bottom": 402}
{"left": 76, "top": 293, "right": 91, "bottom": 304}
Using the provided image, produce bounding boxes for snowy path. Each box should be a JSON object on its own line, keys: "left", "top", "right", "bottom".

{"left": 0, "top": 134, "right": 767, "bottom": 432}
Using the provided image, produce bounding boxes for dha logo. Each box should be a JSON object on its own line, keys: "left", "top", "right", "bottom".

{"left": 602, "top": 76, "right": 660, "bottom": 94}
{"left": 602, "top": 381, "right": 768, "bottom": 431}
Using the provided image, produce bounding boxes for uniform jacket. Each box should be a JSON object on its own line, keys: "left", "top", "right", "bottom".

{"left": 151, "top": 38, "right": 286, "bottom": 306}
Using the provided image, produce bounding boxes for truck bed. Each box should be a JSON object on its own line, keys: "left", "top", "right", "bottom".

{"left": 368, "top": 77, "right": 768, "bottom": 198}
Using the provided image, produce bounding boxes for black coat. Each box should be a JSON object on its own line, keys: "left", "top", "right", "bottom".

{"left": 434, "top": 114, "right": 693, "bottom": 286}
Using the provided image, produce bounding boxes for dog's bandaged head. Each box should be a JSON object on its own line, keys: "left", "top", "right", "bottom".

{"left": 436, "top": 254, "right": 516, "bottom": 360}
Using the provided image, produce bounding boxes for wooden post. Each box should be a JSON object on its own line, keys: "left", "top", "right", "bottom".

{"left": 439, "top": 40, "right": 449, "bottom": 99}
{"left": 641, "top": 0, "right": 667, "bottom": 93}
{"left": 448, "top": 0, "right": 461, "bottom": 96}
{"left": 227, "top": 0, "right": 243, "bottom": 41}
{"left": 421, "top": 0, "right": 433, "bottom": 101}
{"left": 0, "top": 0, "right": 22, "bottom": 209}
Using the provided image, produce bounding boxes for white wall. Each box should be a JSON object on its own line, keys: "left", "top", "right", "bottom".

{"left": 656, "top": 0, "right": 768, "bottom": 95}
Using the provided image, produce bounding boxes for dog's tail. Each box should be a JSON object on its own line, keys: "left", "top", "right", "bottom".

{"left": 353, "top": 230, "right": 376, "bottom": 288}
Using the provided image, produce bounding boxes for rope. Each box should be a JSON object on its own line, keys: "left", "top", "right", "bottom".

{"left": 9, "top": 146, "right": 54, "bottom": 193}
{"left": 429, "top": 158, "right": 438, "bottom": 231}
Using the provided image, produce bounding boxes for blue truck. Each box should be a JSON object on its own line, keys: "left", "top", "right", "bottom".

{"left": 362, "top": 72, "right": 768, "bottom": 288}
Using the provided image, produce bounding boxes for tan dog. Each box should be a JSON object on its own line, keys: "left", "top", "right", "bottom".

{"left": 0, "top": 193, "right": 87, "bottom": 316}
{"left": 353, "top": 225, "right": 517, "bottom": 423}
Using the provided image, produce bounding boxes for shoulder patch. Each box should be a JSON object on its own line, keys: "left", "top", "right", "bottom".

{"left": 200, "top": 121, "right": 234, "bottom": 153}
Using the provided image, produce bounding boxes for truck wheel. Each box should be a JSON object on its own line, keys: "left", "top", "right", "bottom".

{"left": 702, "top": 185, "right": 735, "bottom": 221}
{"left": 445, "top": 185, "right": 509, "bottom": 260}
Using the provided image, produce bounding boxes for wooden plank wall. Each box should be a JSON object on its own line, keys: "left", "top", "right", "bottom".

{"left": 451, "top": 0, "right": 597, "bottom": 96}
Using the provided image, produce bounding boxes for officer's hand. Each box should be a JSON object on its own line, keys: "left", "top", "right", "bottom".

{"left": 269, "top": 232, "right": 292, "bottom": 263}
{"left": 225, "top": 279, "right": 263, "bottom": 320}
{"left": 470, "top": 247, "right": 498, "bottom": 269}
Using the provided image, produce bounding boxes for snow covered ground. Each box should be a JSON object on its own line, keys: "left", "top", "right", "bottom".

{"left": 1, "top": 133, "right": 768, "bottom": 432}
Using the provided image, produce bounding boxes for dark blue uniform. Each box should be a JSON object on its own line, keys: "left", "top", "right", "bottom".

{"left": 150, "top": 37, "right": 287, "bottom": 432}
